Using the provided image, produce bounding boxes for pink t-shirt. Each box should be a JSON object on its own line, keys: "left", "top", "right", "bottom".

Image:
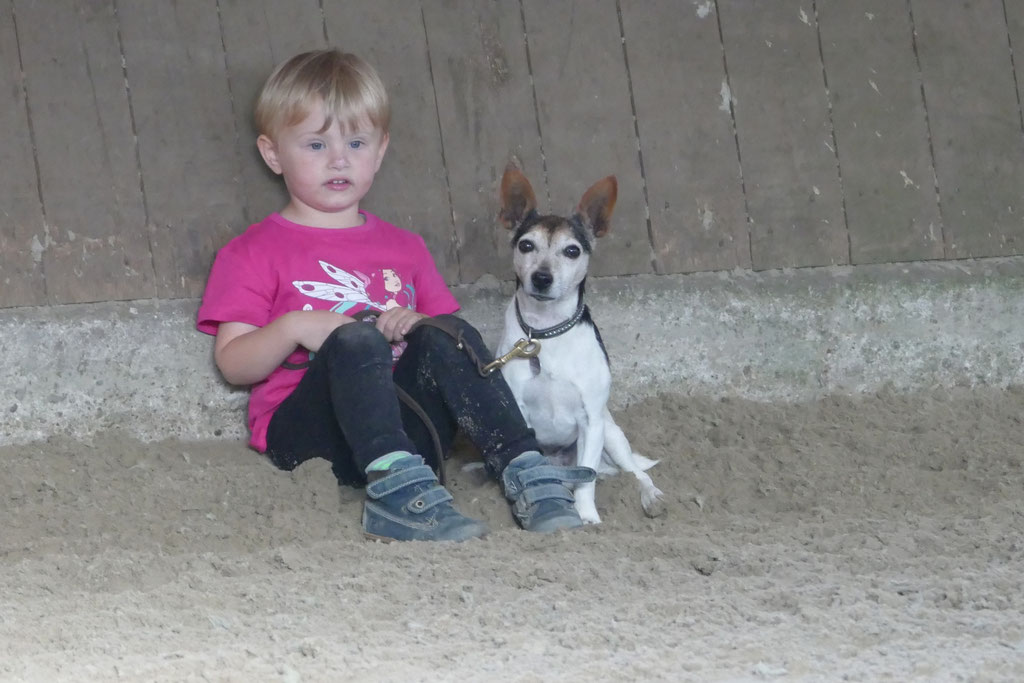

{"left": 196, "top": 211, "right": 459, "bottom": 452}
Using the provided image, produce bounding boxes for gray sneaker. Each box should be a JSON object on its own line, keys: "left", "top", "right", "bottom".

{"left": 501, "top": 451, "right": 596, "bottom": 533}
{"left": 362, "top": 455, "right": 489, "bottom": 542}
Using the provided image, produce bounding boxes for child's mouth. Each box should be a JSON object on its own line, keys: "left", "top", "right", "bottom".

{"left": 326, "top": 179, "right": 350, "bottom": 189}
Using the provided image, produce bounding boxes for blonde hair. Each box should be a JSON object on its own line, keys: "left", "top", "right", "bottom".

{"left": 254, "top": 49, "right": 390, "bottom": 139}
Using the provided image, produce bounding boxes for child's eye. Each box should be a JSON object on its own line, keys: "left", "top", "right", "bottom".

{"left": 349, "top": 140, "right": 364, "bottom": 150}
{"left": 309, "top": 141, "right": 325, "bottom": 151}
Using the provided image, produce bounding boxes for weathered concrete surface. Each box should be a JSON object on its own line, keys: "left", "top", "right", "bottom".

{"left": 3, "top": 259, "right": 1023, "bottom": 447}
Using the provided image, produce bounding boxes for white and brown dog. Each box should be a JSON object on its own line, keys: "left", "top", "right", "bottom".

{"left": 496, "top": 165, "right": 664, "bottom": 524}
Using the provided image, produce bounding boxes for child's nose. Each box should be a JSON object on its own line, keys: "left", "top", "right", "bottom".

{"left": 329, "top": 150, "right": 350, "bottom": 168}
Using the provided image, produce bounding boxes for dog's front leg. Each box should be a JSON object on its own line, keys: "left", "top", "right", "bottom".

{"left": 573, "top": 408, "right": 605, "bottom": 524}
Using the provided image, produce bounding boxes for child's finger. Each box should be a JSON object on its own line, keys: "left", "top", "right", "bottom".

{"left": 375, "top": 316, "right": 393, "bottom": 339}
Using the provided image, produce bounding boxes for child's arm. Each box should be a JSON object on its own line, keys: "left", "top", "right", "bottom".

{"left": 213, "top": 310, "right": 354, "bottom": 386}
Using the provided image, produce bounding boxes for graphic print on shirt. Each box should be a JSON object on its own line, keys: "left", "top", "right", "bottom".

{"left": 292, "top": 260, "right": 417, "bottom": 361}
{"left": 292, "top": 260, "right": 417, "bottom": 314}
{"left": 379, "top": 268, "right": 413, "bottom": 309}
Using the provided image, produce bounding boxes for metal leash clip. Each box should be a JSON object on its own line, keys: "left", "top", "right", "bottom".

{"left": 482, "top": 338, "right": 541, "bottom": 374}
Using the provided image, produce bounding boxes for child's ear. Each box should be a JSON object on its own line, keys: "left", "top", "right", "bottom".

{"left": 257, "top": 134, "right": 282, "bottom": 175}
{"left": 374, "top": 132, "right": 390, "bottom": 171}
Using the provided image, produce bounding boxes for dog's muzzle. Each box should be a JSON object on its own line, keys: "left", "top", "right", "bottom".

{"left": 530, "top": 270, "right": 554, "bottom": 292}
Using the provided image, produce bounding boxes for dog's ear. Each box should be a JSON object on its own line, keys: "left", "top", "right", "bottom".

{"left": 500, "top": 164, "right": 537, "bottom": 230}
{"left": 576, "top": 176, "right": 617, "bottom": 238}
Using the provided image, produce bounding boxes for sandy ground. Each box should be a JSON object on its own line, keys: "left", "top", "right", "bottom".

{"left": 2, "top": 386, "right": 1023, "bottom": 682}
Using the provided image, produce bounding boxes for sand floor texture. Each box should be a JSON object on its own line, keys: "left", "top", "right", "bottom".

{"left": 2, "top": 386, "right": 1023, "bottom": 682}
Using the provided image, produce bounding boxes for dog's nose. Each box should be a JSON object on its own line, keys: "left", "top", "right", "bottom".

{"left": 531, "top": 270, "right": 553, "bottom": 291}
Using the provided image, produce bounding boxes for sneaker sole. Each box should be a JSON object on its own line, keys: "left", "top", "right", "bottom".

{"left": 362, "top": 529, "right": 489, "bottom": 543}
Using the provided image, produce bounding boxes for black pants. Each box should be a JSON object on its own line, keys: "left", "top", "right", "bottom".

{"left": 266, "top": 314, "right": 540, "bottom": 486}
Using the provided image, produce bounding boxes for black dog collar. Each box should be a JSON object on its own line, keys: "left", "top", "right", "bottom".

{"left": 515, "top": 294, "right": 587, "bottom": 340}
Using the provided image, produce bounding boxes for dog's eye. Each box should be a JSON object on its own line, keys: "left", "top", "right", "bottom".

{"left": 563, "top": 245, "right": 581, "bottom": 259}
{"left": 518, "top": 240, "right": 535, "bottom": 253}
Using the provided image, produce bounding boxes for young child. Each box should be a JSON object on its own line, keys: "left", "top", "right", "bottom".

{"left": 196, "top": 49, "right": 595, "bottom": 542}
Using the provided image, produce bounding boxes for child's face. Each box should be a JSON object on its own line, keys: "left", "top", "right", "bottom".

{"left": 257, "top": 104, "right": 389, "bottom": 228}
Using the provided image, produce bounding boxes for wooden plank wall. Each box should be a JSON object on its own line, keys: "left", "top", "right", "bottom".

{"left": 2, "top": 0, "right": 1024, "bottom": 308}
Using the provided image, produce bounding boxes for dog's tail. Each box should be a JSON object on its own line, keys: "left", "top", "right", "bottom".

{"left": 596, "top": 451, "right": 658, "bottom": 475}
{"left": 632, "top": 452, "right": 659, "bottom": 472}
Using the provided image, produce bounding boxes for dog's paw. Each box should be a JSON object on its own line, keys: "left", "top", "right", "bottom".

{"left": 574, "top": 499, "right": 602, "bottom": 525}
{"left": 641, "top": 485, "right": 667, "bottom": 518}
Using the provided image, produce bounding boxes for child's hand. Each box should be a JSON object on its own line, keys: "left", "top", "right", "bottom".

{"left": 375, "top": 307, "right": 427, "bottom": 343}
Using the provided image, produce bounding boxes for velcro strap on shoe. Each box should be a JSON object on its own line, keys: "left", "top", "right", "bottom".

{"left": 406, "top": 486, "right": 454, "bottom": 514}
{"left": 519, "top": 482, "right": 575, "bottom": 508}
{"left": 516, "top": 464, "right": 597, "bottom": 488}
{"left": 365, "top": 465, "right": 438, "bottom": 499}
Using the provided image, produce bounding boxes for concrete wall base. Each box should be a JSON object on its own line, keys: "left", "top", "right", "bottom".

{"left": 3, "top": 258, "right": 1022, "bottom": 447}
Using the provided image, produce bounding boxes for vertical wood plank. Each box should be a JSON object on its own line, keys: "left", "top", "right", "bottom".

{"left": 718, "top": 0, "right": 847, "bottom": 269}
{"left": 521, "top": 0, "right": 652, "bottom": 277}
{"left": 1007, "top": 1, "right": 1024, "bottom": 119}
{"left": 1008, "top": 0, "right": 1024, "bottom": 242}
{"left": 913, "top": 0, "right": 1024, "bottom": 258}
{"left": 621, "top": 0, "right": 749, "bottom": 273}
{"left": 817, "top": 1, "right": 943, "bottom": 265}
{"left": 117, "top": 0, "right": 246, "bottom": 298}
{"left": 218, "top": 0, "right": 326, "bottom": 226}
{"left": 322, "top": 0, "right": 458, "bottom": 281}
{"left": 16, "top": 0, "right": 154, "bottom": 304}
{"left": 423, "top": 0, "right": 544, "bottom": 283}
{"left": 0, "top": 0, "right": 46, "bottom": 307}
